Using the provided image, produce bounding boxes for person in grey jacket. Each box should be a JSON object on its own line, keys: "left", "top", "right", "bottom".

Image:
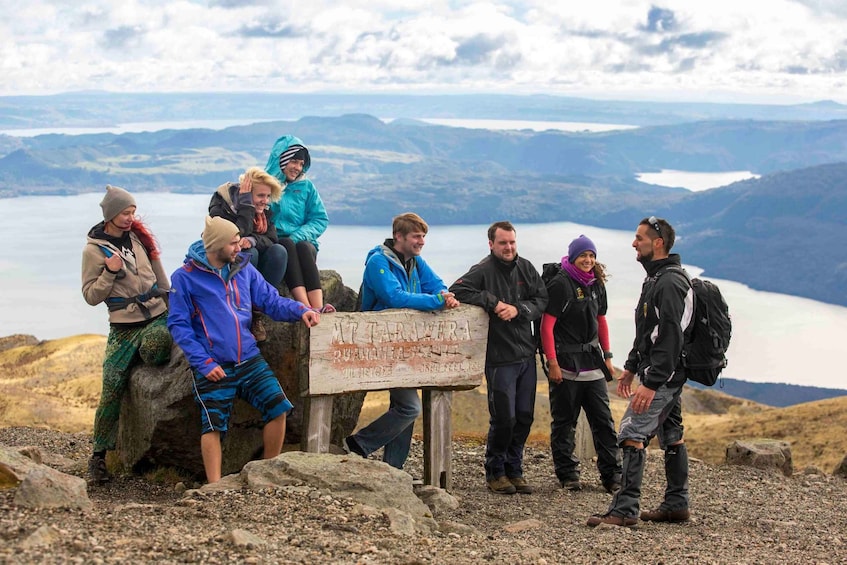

{"left": 81, "top": 185, "right": 172, "bottom": 486}
{"left": 450, "top": 221, "right": 548, "bottom": 495}
{"left": 588, "top": 216, "right": 695, "bottom": 528}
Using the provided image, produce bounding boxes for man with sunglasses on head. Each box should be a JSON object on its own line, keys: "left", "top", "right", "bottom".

{"left": 587, "top": 216, "right": 695, "bottom": 528}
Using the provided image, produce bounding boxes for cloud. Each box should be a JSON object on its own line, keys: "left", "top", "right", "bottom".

{"left": 643, "top": 6, "right": 677, "bottom": 33}
{"left": 236, "top": 22, "right": 306, "bottom": 39}
{"left": 100, "top": 25, "right": 146, "bottom": 50}
{"left": 0, "top": 0, "right": 846, "bottom": 102}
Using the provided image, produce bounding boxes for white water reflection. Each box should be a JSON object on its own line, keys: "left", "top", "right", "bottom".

{"left": 637, "top": 169, "right": 760, "bottom": 191}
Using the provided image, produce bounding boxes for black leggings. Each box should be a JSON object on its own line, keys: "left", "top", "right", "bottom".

{"left": 279, "top": 238, "right": 321, "bottom": 291}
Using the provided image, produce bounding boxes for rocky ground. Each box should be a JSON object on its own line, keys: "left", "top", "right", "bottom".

{"left": 2, "top": 427, "right": 846, "bottom": 564}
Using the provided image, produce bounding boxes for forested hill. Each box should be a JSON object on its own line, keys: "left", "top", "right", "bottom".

{"left": 1, "top": 114, "right": 846, "bottom": 306}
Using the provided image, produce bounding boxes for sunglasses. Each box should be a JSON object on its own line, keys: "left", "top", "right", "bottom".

{"left": 647, "top": 216, "right": 663, "bottom": 238}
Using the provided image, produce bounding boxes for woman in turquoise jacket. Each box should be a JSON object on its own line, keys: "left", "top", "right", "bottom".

{"left": 264, "top": 135, "right": 333, "bottom": 312}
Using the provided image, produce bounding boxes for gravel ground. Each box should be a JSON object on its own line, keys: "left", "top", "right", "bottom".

{"left": 2, "top": 426, "right": 846, "bottom": 564}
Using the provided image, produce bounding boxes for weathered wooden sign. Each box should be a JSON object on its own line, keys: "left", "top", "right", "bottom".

{"left": 307, "top": 305, "right": 489, "bottom": 395}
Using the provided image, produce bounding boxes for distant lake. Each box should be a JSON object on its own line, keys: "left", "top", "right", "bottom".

{"left": 636, "top": 169, "right": 760, "bottom": 192}
{"left": 0, "top": 119, "right": 287, "bottom": 137}
{"left": 1, "top": 117, "right": 640, "bottom": 138}
{"left": 391, "top": 118, "right": 640, "bottom": 133}
{"left": 2, "top": 193, "right": 845, "bottom": 391}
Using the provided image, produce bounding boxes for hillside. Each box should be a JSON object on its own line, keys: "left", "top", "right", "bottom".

{"left": 4, "top": 333, "right": 846, "bottom": 472}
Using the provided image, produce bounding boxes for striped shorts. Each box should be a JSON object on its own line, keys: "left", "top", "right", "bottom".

{"left": 192, "top": 355, "right": 293, "bottom": 435}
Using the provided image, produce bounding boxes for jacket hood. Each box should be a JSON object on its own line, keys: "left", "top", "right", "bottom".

{"left": 87, "top": 221, "right": 109, "bottom": 241}
{"left": 214, "top": 182, "right": 237, "bottom": 208}
{"left": 186, "top": 240, "right": 213, "bottom": 269}
{"left": 367, "top": 240, "right": 407, "bottom": 271}
{"left": 264, "top": 134, "right": 311, "bottom": 183}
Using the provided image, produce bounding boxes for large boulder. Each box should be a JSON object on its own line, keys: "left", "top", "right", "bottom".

{"left": 117, "top": 270, "right": 365, "bottom": 478}
{"left": 197, "top": 451, "right": 438, "bottom": 534}
{"left": 726, "top": 439, "right": 793, "bottom": 477}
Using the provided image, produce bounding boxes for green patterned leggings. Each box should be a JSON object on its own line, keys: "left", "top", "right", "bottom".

{"left": 92, "top": 313, "right": 171, "bottom": 452}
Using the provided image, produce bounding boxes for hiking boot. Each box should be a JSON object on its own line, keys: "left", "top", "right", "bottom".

{"left": 640, "top": 507, "right": 691, "bottom": 523}
{"left": 487, "top": 476, "right": 517, "bottom": 495}
{"left": 561, "top": 479, "right": 583, "bottom": 491}
{"left": 319, "top": 303, "right": 336, "bottom": 314}
{"left": 586, "top": 513, "right": 637, "bottom": 528}
{"left": 509, "top": 476, "right": 534, "bottom": 494}
{"left": 251, "top": 317, "right": 267, "bottom": 342}
{"left": 87, "top": 455, "right": 111, "bottom": 486}
{"left": 602, "top": 478, "right": 622, "bottom": 494}
{"left": 342, "top": 435, "right": 366, "bottom": 458}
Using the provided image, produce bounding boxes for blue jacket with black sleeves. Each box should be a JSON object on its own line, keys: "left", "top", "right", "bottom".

{"left": 359, "top": 239, "right": 449, "bottom": 312}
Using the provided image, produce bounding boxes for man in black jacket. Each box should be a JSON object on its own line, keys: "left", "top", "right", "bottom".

{"left": 587, "top": 216, "right": 695, "bottom": 527}
{"left": 450, "top": 221, "right": 548, "bottom": 495}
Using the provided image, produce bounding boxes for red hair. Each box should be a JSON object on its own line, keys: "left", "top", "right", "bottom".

{"left": 130, "top": 219, "right": 161, "bottom": 260}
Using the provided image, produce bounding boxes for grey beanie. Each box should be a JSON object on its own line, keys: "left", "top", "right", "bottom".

{"left": 202, "top": 216, "right": 240, "bottom": 253}
{"left": 100, "top": 185, "right": 136, "bottom": 221}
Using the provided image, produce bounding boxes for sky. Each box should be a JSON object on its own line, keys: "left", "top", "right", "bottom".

{"left": 2, "top": 0, "right": 847, "bottom": 103}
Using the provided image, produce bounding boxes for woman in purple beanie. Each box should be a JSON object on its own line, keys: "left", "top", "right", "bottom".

{"left": 540, "top": 234, "right": 622, "bottom": 494}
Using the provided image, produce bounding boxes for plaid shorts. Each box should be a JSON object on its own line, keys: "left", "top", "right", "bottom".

{"left": 192, "top": 355, "right": 293, "bottom": 435}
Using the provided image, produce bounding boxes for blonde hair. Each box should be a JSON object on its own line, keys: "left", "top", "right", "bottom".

{"left": 239, "top": 167, "right": 283, "bottom": 202}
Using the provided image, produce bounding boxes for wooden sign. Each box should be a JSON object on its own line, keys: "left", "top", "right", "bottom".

{"left": 307, "top": 305, "right": 489, "bottom": 395}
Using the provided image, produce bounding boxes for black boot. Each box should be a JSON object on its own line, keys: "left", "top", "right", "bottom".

{"left": 588, "top": 445, "right": 645, "bottom": 527}
{"left": 641, "top": 444, "right": 690, "bottom": 522}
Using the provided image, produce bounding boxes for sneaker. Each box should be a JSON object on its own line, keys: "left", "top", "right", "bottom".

{"left": 319, "top": 303, "right": 336, "bottom": 314}
{"left": 509, "top": 476, "right": 534, "bottom": 494}
{"left": 87, "top": 455, "right": 111, "bottom": 486}
{"left": 342, "top": 435, "right": 366, "bottom": 458}
{"left": 251, "top": 318, "right": 267, "bottom": 342}
{"left": 602, "top": 478, "right": 622, "bottom": 494}
{"left": 487, "top": 476, "right": 517, "bottom": 495}
{"left": 561, "top": 479, "right": 583, "bottom": 491}
{"left": 586, "top": 513, "right": 638, "bottom": 528}
{"left": 640, "top": 507, "right": 690, "bottom": 522}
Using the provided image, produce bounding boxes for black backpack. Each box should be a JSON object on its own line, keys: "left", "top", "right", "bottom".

{"left": 535, "top": 263, "right": 612, "bottom": 382}
{"left": 661, "top": 267, "right": 732, "bottom": 387}
{"left": 534, "top": 263, "right": 569, "bottom": 377}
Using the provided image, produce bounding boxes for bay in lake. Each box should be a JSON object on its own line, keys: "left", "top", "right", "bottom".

{"left": 1, "top": 192, "right": 845, "bottom": 390}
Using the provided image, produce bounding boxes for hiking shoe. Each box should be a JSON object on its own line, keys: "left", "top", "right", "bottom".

{"left": 487, "top": 476, "right": 517, "bottom": 495}
{"left": 586, "top": 513, "right": 637, "bottom": 528}
{"left": 319, "top": 303, "right": 336, "bottom": 313}
{"left": 561, "top": 479, "right": 583, "bottom": 491}
{"left": 602, "top": 479, "right": 622, "bottom": 494}
{"left": 509, "top": 476, "right": 534, "bottom": 494}
{"left": 342, "top": 435, "right": 366, "bottom": 458}
{"left": 87, "top": 455, "right": 111, "bottom": 486}
{"left": 251, "top": 317, "right": 267, "bottom": 342}
{"left": 640, "top": 507, "right": 691, "bottom": 522}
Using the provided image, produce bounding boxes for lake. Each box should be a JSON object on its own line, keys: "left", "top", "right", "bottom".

{"left": 1, "top": 192, "right": 845, "bottom": 390}
{"left": 636, "top": 169, "right": 760, "bottom": 192}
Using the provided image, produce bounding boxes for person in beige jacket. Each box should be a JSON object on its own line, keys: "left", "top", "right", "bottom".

{"left": 81, "top": 185, "right": 172, "bottom": 486}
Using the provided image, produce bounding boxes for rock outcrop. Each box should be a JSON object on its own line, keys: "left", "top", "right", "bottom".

{"left": 117, "top": 270, "right": 365, "bottom": 477}
{"left": 0, "top": 445, "right": 90, "bottom": 510}
{"left": 193, "top": 451, "right": 440, "bottom": 534}
{"left": 726, "top": 439, "right": 793, "bottom": 477}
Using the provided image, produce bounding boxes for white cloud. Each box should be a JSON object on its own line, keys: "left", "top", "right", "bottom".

{"left": 0, "top": 0, "right": 845, "bottom": 102}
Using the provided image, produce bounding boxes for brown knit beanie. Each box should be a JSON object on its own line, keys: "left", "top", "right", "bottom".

{"left": 100, "top": 185, "right": 136, "bottom": 221}
{"left": 202, "top": 216, "right": 240, "bottom": 253}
